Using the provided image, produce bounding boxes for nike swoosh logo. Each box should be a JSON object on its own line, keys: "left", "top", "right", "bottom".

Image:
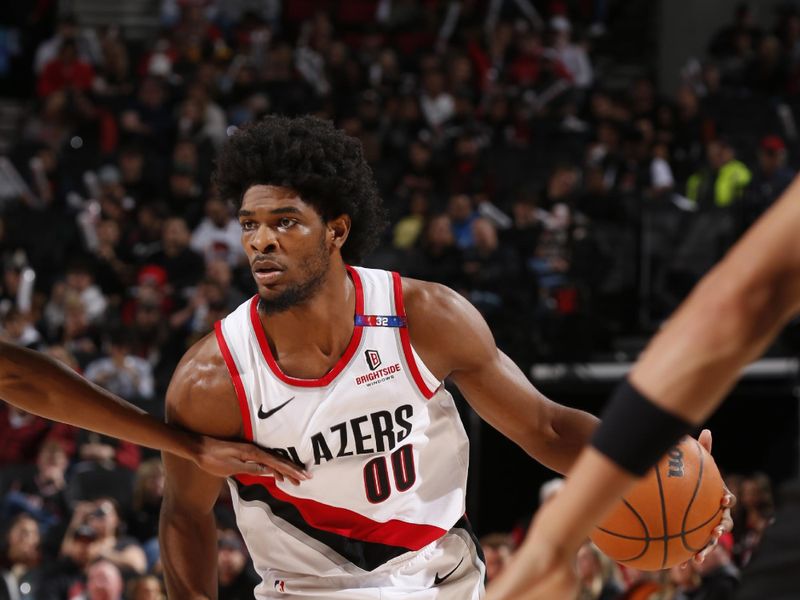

{"left": 433, "top": 557, "right": 464, "bottom": 586}
{"left": 257, "top": 397, "right": 295, "bottom": 419}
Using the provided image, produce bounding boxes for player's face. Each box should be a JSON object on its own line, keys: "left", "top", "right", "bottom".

{"left": 239, "top": 185, "right": 331, "bottom": 313}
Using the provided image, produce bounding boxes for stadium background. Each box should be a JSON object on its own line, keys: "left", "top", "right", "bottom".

{"left": 0, "top": 0, "right": 799, "bottom": 598}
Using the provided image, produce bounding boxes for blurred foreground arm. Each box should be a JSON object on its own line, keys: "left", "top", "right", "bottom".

{"left": 0, "top": 341, "right": 309, "bottom": 481}
{"left": 487, "top": 175, "right": 800, "bottom": 599}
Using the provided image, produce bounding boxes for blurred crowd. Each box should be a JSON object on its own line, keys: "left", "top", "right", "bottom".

{"left": 1, "top": 0, "right": 799, "bottom": 598}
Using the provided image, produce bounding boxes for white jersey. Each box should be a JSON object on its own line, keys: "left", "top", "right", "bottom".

{"left": 215, "top": 266, "right": 485, "bottom": 598}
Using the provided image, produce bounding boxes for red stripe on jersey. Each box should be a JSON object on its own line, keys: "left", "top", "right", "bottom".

{"left": 391, "top": 272, "right": 436, "bottom": 399}
{"left": 236, "top": 474, "right": 446, "bottom": 550}
{"left": 215, "top": 321, "right": 254, "bottom": 441}
{"left": 249, "top": 266, "right": 365, "bottom": 387}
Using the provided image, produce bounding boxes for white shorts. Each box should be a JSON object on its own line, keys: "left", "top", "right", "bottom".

{"left": 256, "top": 525, "right": 485, "bottom": 599}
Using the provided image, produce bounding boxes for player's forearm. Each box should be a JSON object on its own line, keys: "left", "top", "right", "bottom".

{"left": 630, "top": 252, "right": 800, "bottom": 425}
{"left": 159, "top": 500, "right": 219, "bottom": 599}
{"left": 531, "top": 404, "right": 599, "bottom": 475}
{"left": 0, "top": 342, "right": 199, "bottom": 460}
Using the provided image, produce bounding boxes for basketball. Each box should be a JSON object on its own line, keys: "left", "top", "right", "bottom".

{"left": 590, "top": 436, "right": 725, "bottom": 571}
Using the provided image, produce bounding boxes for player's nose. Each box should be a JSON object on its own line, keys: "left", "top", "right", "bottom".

{"left": 250, "top": 224, "right": 279, "bottom": 253}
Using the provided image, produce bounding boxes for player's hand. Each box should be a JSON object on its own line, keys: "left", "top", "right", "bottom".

{"left": 691, "top": 429, "right": 735, "bottom": 564}
{"left": 485, "top": 513, "right": 579, "bottom": 600}
{"left": 191, "top": 435, "right": 312, "bottom": 485}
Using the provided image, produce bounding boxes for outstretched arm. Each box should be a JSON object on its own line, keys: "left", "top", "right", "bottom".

{"left": 0, "top": 340, "right": 309, "bottom": 482}
{"left": 405, "top": 281, "right": 599, "bottom": 475}
{"left": 487, "top": 175, "right": 800, "bottom": 600}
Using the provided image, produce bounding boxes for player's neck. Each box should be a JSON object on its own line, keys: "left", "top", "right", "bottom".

{"left": 258, "top": 262, "right": 355, "bottom": 359}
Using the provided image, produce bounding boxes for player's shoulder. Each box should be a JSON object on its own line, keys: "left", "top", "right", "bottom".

{"left": 401, "top": 277, "right": 467, "bottom": 319}
{"left": 173, "top": 331, "right": 227, "bottom": 379}
{"left": 166, "top": 331, "right": 242, "bottom": 437}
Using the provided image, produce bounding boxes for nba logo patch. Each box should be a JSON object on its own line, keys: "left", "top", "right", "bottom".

{"left": 274, "top": 580, "right": 286, "bottom": 592}
{"left": 365, "top": 349, "right": 382, "bottom": 370}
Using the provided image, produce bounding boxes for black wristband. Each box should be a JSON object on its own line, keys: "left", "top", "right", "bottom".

{"left": 591, "top": 379, "right": 693, "bottom": 476}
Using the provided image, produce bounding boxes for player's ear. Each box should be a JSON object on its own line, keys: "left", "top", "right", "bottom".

{"left": 327, "top": 214, "right": 350, "bottom": 251}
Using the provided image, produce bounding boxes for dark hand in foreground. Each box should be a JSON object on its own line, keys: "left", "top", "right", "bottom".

{"left": 190, "top": 435, "right": 312, "bottom": 485}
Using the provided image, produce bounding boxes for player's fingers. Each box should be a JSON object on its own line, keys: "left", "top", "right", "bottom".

{"left": 722, "top": 491, "right": 736, "bottom": 508}
{"left": 245, "top": 447, "right": 311, "bottom": 481}
{"left": 240, "top": 462, "right": 302, "bottom": 485}
{"left": 693, "top": 522, "right": 726, "bottom": 565}
{"left": 697, "top": 428, "right": 712, "bottom": 453}
{"left": 719, "top": 510, "right": 734, "bottom": 534}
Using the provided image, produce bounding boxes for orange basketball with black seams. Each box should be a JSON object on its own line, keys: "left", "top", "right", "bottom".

{"left": 589, "top": 436, "right": 725, "bottom": 571}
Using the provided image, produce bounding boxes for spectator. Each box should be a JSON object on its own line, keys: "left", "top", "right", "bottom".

{"left": 669, "top": 542, "right": 739, "bottom": 600}
{"left": 36, "top": 39, "right": 95, "bottom": 98}
{"left": 1, "top": 440, "right": 71, "bottom": 530}
{"left": 461, "top": 217, "right": 517, "bottom": 316}
{"left": 37, "top": 513, "right": 96, "bottom": 600}
{"left": 59, "top": 499, "right": 146, "bottom": 578}
{"left": 84, "top": 328, "right": 155, "bottom": 408}
{"left": 744, "top": 135, "right": 796, "bottom": 226}
{"left": 205, "top": 259, "right": 248, "bottom": 311}
{"left": 479, "top": 533, "right": 513, "bottom": 584}
{"left": 686, "top": 137, "right": 751, "bottom": 209}
{"left": 149, "top": 217, "right": 205, "bottom": 300}
{"left": 420, "top": 68, "right": 455, "bottom": 130}
{"left": 0, "top": 404, "right": 74, "bottom": 468}
{"left": 447, "top": 193, "right": 478, "bottom": 249}
{"left": 33, "top": 15, "right": 99, "bottom": 74}
{"left": 217, "top": 529, "right": 259, "bottom": 600}
{"left": 125, "top": 575, "right": 165, "bottom": 600}
{"left": 743, "top": 35, "right": 788, "bottom": 96}
{"left": 392, "top": 191, "right": 430, "bottom": 250}
{"left": 734, "top": 472, "right": 775, "bottom": 567}
{"left": 84, "top": 558, "right": 124, "bottom": 600}
{"left": 190, "top": 197, "right": 246, "bottom": 268}
{"left": 549, "top": 16, "right": 593, "bottom": 89}
{"left": 0, "top": 513, "right": 41, "bottom": 600}
{"left": 125, "top": 467, "right": 162, "bottom": 576}
{"left": 44, "top": 261, "right": 108, "bottom": 331}
{"left": 575, "top": 541, "right": 624, "bottom": 600}
{"left": 407, "top": 214, "right": 465, "bottom": 290}
{"left": 166, "top": 164, "right": 204, "bottom": 228}
{"left": 0, "top": 308, "right": 42, "bottom": 349}
{"left": 119, "top": 77, "right": 173, "bottom": 155}
{"left": 117, "top": 145, "right": 159, "bottom": 205}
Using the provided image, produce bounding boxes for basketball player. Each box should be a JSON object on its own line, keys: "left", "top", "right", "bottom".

{"left": 485, "top": 176, "right": 800, "bottom": 599}
{"left": 0, "top": 340, "right": 309, "bottom": 482}
{"left": 153, "top": 114, "right": 618, "bottom": 600}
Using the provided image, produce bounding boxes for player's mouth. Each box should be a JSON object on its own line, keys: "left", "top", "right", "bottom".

{"left": 252, "top": 259, "right": 285, "bottom": 284}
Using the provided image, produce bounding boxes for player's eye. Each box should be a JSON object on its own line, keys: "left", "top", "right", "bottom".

{"left": 240, "top": 220, "right": 257, "bottom": 231}
{"left": 278, "top": 217, "right": 296, "bottom": 229}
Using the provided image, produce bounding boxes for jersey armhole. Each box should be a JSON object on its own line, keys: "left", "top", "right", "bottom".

{"left": 390, "top": 272, "right": 439, "bottom": 400}
{"left": 214, "top": 319, "right": 254, "bottom": 441}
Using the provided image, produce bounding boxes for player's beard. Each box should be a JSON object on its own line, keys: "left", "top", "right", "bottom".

{"left": 257, "top": 233, "right": 330, "bottom": 315}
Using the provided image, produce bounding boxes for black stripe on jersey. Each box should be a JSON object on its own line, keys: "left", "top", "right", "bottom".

{"left": 452, "top": 515, "right": 486, "bottom": 567}
{"left": 234, "top": 479, "right": 413, "bottom": 571}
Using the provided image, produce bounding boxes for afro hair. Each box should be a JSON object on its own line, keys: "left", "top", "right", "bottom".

{"left": 214, "top": 115, "right": 387, "bottom": 264}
